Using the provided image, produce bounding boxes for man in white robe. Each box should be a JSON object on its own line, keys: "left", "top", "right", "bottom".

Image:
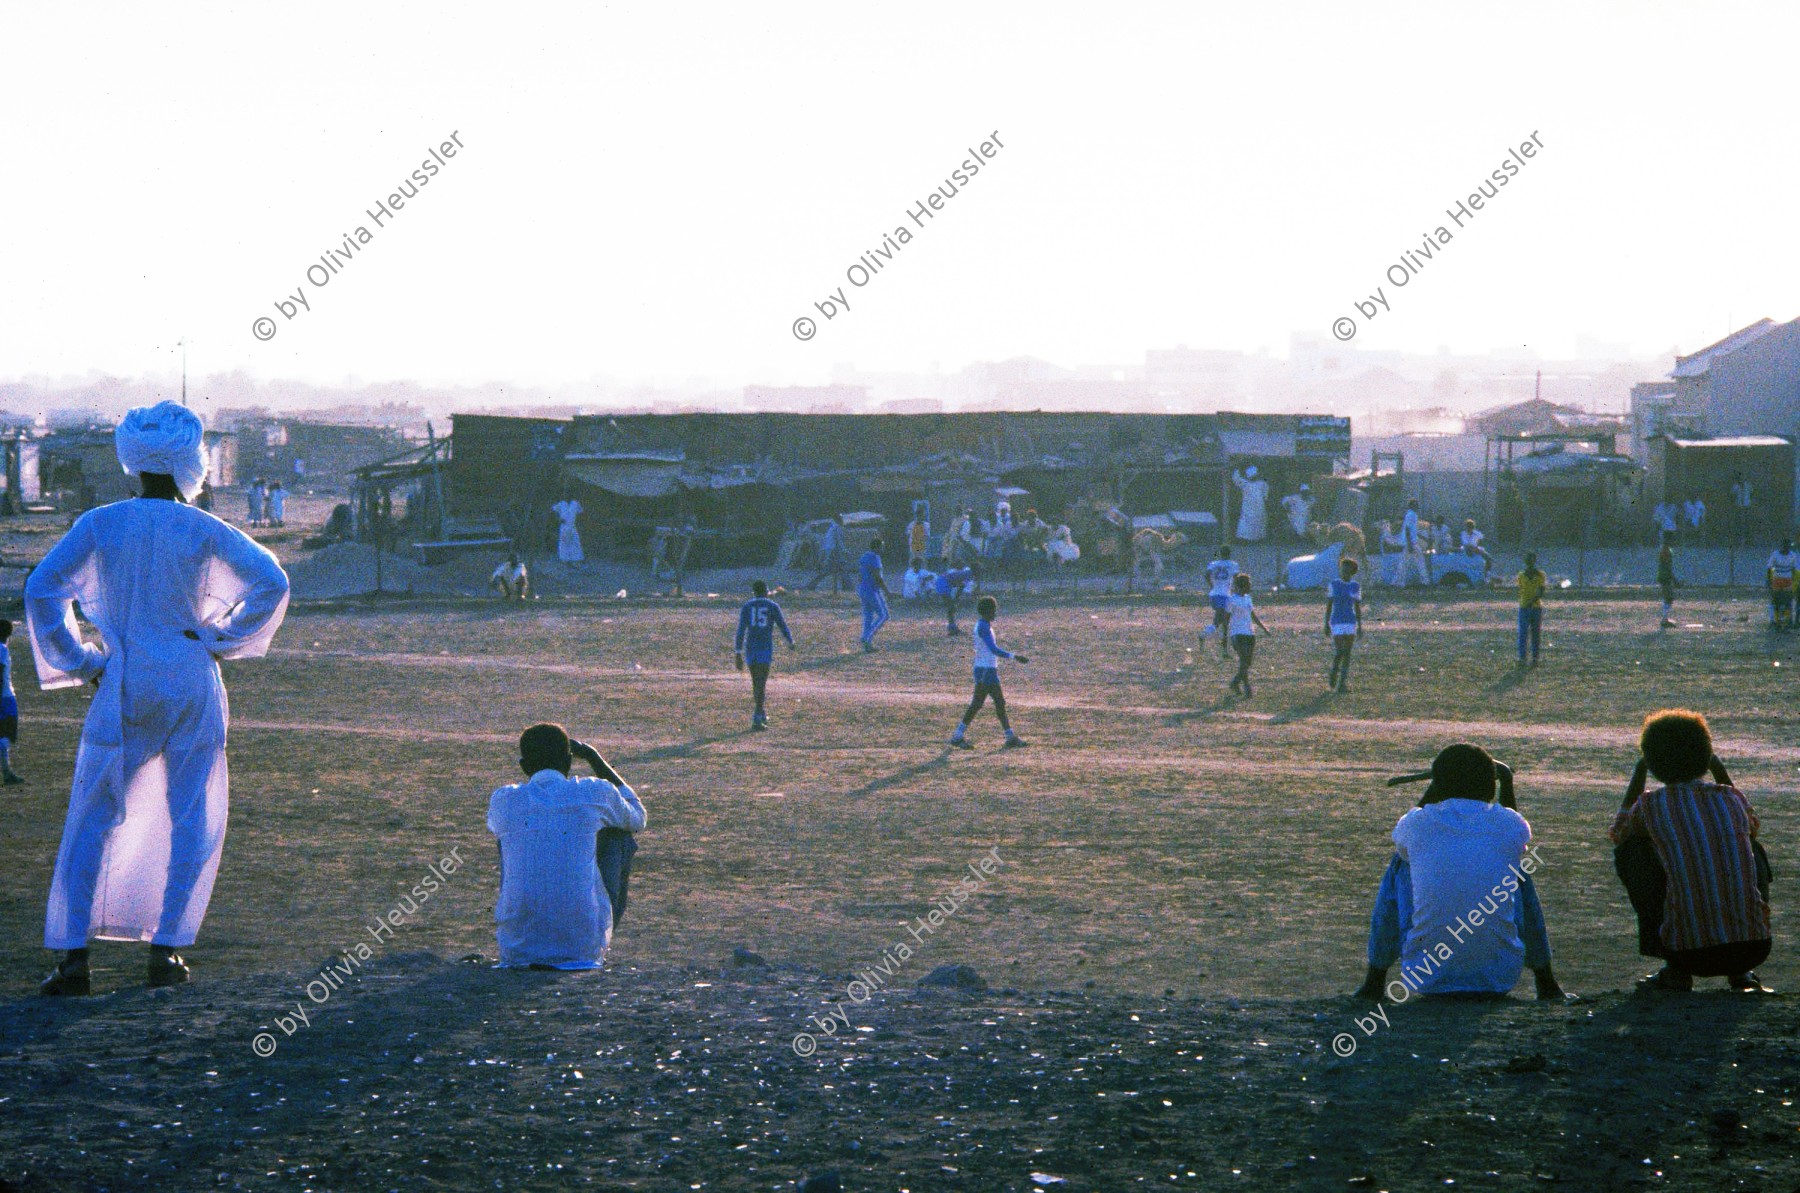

{"left": 1233, "top": 466, "right": 1270, "bottom": 542}
{"left": 552, "top": 497, "right": 585, "bottom": 564}
{"left": 30, "top": 402, "right": 290, "bottom": 995}
{"left": 1398, "top": 499, "right": 1431, "bottom": 587}
{"left": 1281, "top": 484, "right": 1315, "bottom": 538}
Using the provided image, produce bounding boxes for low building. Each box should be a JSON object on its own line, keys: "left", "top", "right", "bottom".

{"left": 447, "top": 410, "right": 1354, "bottom": 564}
{"left": 1644, "top": 435, "right": 1794, "bottom": 542}
{"left": 1655, "top": 317, "right": 1800, "bottom": 519}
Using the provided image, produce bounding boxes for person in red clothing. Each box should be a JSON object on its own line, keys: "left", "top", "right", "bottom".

{"left": 1610, "top": 709, "right": 1773, "bottom": 992}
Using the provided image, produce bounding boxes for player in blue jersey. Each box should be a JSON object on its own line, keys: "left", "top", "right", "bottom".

{"left": 734, "top": 581, "right": 795, "bottom": 730}
{"left": 1324, "top": 557, "right": 1363, "bottom": 693}
{"left": 1202, "top": 545, "right": 1240, "bottom": 657}
{"left": 950, "top": 596, "right": 1029, "bottom": 749}
{"left": 934, "top": 565, "right": 976, "bottom": 636}
{"left": 857, "top": 537, "right": 892, "bottom": 652}
{"left": 0, "top": 620, "right": 20, "bottom": 784}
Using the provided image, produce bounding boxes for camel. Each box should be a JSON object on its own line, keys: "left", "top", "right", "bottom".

{"left": 1323, "top": 521, "right": 1368, "bottom": 564}
{"left": 1130, "top": 528, "right": 1188, "bottom": 582}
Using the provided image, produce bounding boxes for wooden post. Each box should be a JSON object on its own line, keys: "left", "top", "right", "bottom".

{"left": 1578, "top": 483, "right": 1589, "bottom": 589}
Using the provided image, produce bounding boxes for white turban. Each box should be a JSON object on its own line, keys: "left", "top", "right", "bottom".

{"left": 116, "top": 400, "right": 208, "bottom": 499}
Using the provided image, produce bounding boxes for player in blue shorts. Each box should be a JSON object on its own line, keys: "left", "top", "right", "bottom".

{"left": 951, "top": 596, "right": 1029, "bottom": 749}
{"left": 857, "top": 537, "right": 892, "bottom": 652}
{"left": 734, "top": 581, "right": 795, "bottom": 730}
{"left": 935, "top": 565, "right": 976, "bottom": 636}
{"left": 0, "top": 620, "right": 19, "bottom": 784}
{"left": 1324, "top": 557, "right": 1363, "bottom": 693}
{"left": 1202, "top": 545, "right": 1239, "bottom": 657}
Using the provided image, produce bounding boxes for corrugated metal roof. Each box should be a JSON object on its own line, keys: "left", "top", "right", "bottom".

{"left": 1670, "top": 319, "right": 1779, "bottom": 378}
{"left": 1666, "top": 436, "right": 1791, "bottom": 449}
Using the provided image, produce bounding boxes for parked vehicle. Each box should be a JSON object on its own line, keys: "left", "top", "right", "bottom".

{"left": 1287, "top": 541, "right": 1488, "bottom": 589}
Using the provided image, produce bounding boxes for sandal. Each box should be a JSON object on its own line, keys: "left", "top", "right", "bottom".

{"left": 147, "top": 952, "right": 190, "bottom": 988}
{"left": 1637, "top": 966, "right": 1692, "bottom": 992}
{"left": 39, "top": 963, "right": 91, "bottom": 997}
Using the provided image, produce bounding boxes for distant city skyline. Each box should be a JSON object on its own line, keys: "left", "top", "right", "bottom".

{"left": 2, "top": 330, "right": 1686, "bottom": 428}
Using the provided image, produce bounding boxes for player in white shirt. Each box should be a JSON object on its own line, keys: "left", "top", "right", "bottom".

{"left": 1766, "top": 540, "right": 1800, "bottom": 629}
{"left": 1225, "top": 572, "right": 1271, "bottom": 698}
{"left": 1201, "top": 545, "right": 1240, "bottom": 656}
{"left": 950, "top": 596, "right": 1029, "bottom": 749}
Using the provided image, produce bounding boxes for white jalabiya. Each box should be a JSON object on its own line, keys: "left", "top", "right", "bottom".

{"left": 1233, "top": 471, "right": 1270, "bottom": 541}
{"left": 1044, "top": 526, "right": 1080, "bottom": 563}
{"left": 552, "top": 499, "right": 585, "bottom": 563}
{"left": 1282, "top": 492, "right": 1314, "bottom": 537}
{"left": 27, "top": 499, "right": 290, "bottom": 949}
{"left": 488, "top": 770, "right": 646, "bottom": 968}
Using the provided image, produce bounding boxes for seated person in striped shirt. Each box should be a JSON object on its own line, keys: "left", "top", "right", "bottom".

{"left": 1354, "top": 744, "right": 1568, "bottom": 1002}
{"left": 1611, "top": 709, "right": 1773, "bottom": 992}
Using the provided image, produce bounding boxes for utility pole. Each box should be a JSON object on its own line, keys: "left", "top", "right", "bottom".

{"left": 178, "top": 339, "right": 189, "bottom": 406}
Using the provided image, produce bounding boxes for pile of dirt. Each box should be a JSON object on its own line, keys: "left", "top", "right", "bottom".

{"left": 3, "top": 953, "right": 1796, "bottom": 1191}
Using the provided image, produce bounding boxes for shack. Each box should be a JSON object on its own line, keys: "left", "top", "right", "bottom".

{"left": 1645, "top": 435, "right": 1794, "bottom": 542}
{"left": 39, "top": 427, "right": 236, "bottom": 509}
{"left": 447, "top": 409, "right": 1353, "bottom": 565}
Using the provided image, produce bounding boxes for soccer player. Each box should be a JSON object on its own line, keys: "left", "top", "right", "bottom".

{"left": 803, "top": 516, "right": 847, "bottom": 592}
{"left": 1325, "top": 557, "right": 1363, "bottom": 693}
{"left": 951, "top": 595, "right": 1028, "bottom": 749}
{"left": 1202, "top": 545, "right": 1239, "bottom": 657}
{"left": 0, "top": 619, "right": 21, "bottom": 785}
{"left": 1657, "top": 531, "right": 1679, "bottom": 629}
{"left": 1516, "top": 552, "right": 1546, "bottom": 666}
{"left": 1765, "top": 539, "right": 1798, "bottom": 630}
{"left": 935, "top": 565, "right": 976, "bottom": 636}
{"left": 1226, "top": 572, "right": 1271, "bottom": 698}
{"left": 735, "top": 580, "right": 795, "bottom": 730}
{"left": 857, "top": 536, "right": 891, "bottom": 652}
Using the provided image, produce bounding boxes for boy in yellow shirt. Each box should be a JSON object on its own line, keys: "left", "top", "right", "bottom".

{"left": 1516, "top": 552, "right": 1546, "bottom": 666}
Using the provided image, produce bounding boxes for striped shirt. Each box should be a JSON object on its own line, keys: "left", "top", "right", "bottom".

{"left": 1610, "top": 781, "right": 1768, "bottom": 951}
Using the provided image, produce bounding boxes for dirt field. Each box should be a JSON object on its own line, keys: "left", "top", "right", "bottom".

{"left": 3, "top": 583, "right": 1799, "bottom": 1191}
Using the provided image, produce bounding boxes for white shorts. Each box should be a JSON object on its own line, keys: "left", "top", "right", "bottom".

{"left": 1329, "top": 623, "right": 1359, "bottom": 638}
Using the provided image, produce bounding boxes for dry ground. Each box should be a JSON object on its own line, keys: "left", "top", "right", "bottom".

{"left": 3, "top": 586, "right": 1799, "bottom": 1191}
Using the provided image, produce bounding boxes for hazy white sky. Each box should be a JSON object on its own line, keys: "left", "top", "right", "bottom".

{"left": 1, "top": 1, "right": 1794, "bottom": 391}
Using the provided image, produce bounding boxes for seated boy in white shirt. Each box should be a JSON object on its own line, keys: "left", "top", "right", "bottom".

{"left": 1355, "top": 744, "right": 1567, "bottom": 1001}
{"left": 902, "top": 558, "right": 938, "bottom": 600}
{"left": 488, "top": 723, "right": 646, "bottom": 969}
